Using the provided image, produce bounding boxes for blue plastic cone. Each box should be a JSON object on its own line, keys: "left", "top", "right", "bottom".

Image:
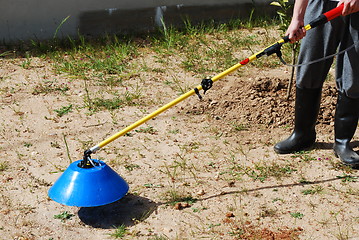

{"left": 48, "top": 160, "right": 129, "bottom": 207}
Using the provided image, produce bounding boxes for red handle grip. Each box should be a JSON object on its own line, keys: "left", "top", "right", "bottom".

{"left": 324, "top": 4, "right": 344, "bottom": 21}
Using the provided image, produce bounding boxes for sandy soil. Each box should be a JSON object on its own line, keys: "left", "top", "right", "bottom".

{"left": 0, "top": 43, "right": 358, "bottom": 240}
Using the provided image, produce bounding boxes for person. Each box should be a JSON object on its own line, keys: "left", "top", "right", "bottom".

{"left": 274, "top": 0, "right": 359, "bottom": 168}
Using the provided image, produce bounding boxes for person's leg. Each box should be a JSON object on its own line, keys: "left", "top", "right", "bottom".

{"left": 333, "top": 12, "right": 359, "bottom": 168}
{"left": 274, "top": 87, "right": 321, "bottom": 154}
{"left": 333, "top": 92, "right": 359, "bottom": 168}
{"left": 274, "top": 0, "right": 342, "bottom": 154}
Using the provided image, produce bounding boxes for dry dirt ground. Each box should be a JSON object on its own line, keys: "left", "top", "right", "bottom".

{"left": 0, "top": 40, "right": 358, "bottom": 240}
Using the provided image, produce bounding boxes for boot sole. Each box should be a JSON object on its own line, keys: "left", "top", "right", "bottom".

{"left": 274, "top": 143, "right": 315, "bottom": 154}
{"left": 333, "top": 150, "right": 359, "bottom": 169}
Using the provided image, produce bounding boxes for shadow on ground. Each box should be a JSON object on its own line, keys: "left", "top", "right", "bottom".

{"left": 315, "top": 140, "right": 359, "bottom": 150}
{"left": 78, "top": 194, "right": 157, "bottom": 228}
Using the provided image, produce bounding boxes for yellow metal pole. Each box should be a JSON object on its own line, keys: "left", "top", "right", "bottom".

{"left": 95, "top": 87, "right": 199, "bottom": 150}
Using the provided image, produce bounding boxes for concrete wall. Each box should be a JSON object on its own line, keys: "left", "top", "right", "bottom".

{"left": 1, "top": 0, "right": 274, "bottom": 43}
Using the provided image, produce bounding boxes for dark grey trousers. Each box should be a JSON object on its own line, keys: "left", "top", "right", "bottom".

{"left": 297, "top": 0, "right": 359, "bottom": 98}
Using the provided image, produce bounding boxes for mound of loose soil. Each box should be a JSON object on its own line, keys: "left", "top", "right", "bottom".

{"left": 188, "top": 74, "right": 337, "bottom": 131}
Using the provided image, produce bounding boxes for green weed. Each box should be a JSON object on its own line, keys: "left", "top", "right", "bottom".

{"left": 232, "top": 122, "right": 248, "bottom": 131}
{"left": 0, "top": 161, "right": 9, "bottom": 172}
{"left": 135, "top": 126, "right": 157, "bottom": 134}
{"left": 299, "top": 178, "right": 314, "bottom": 184}
{"left": 336, "top": 174, "right": 358, "bottom": 182}
{"left": 110, "top": 224, "right": 127, "bottom": 238}
{"left": 290, "top": 151, "right": 316, "bottom": 162}
{"left": 32, "top": 80, "right": 69, "bottom": 95}
{"left": 23, "top": 142, "right": 33, "bottom": 148}
{"left": 54, "top": 104, "right": 73, "bottom": 117}
{"left": 272, "top": 197, "right": 284, "bottom": 203}
{"left": 208, "top": 223, "right": 221, "bottom": 229}
{"left": 89, "top": 86, "right": 142, "bottom": 111}
{"left": 20, "top": 53, "right": 32, "bottom": 69}
{"left": 143, "top": 183, "right": 163, "bottom": 188}
{"left": 124, "top": 163, "right": 140, "bottom": 171}
{"left": 290, "top": 212, "right": 304, "bottom": 219}
{"left": 169, "top": 129, "right": 180, "bottom": 134}
{"left": 245, "top": 162, "right": 297, "bottom": 182}
{"left": 91, "top": 97, "right": 124, "bottom": 110}
{"left": 301, "top": 185, "right": 324, "bottom": 195}
{"left": 270, "top": 0, "right": 293, "bottom": 33}
{"left": 0, "top": 51, "right": 11, "bottom": 57}
{"left": 163, "top": 189, "right": 197, "bottom": 206}
{"left": 53, "top": 211, "right": 74, "bottom": 222}
{"left": 259, "top": 207, "right": 277, "bottom": 218}
{"left": 50, "top": 36, "right": 138, "bottom": 79}
{"left": 192, "top": 207, "right": 208, "bottom": 213}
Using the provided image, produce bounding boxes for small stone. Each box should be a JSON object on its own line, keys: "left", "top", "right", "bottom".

{"left": 197, "top": 189, "right": 205, "bottom": 196}
{"left": 182, "top": 202, "right": 190, "bottom": 208}
{"left": 174, "top": 202, "right": 182, "bottom": 210}
{"left": 226, "top": 212, "right": 235, "bottom": 218}
{"left": 31, "top": 151, "right": 38, "bottom": 156}
{"left": 228, "top": 181, "right": 235, "bottom": 187}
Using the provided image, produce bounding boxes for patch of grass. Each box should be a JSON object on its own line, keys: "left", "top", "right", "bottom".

{"left": 225, "top": 158, "right": 297, "bottom": 182}
{"left": 180, "top": 35, "right": 238, "bottom": 74}
{"left": 110, "top": 224, "right": 127, "bottom": 239}
{"left": 124, "top": 163, "right": 140, "bottom": 171}
{"left": 326, "top": 157, "right": 355, "bottom": 172}
{"left": 192, "top": 207, "right": 208, "bottom": 213}
{"left": 143, "top": 183, "right": 163, "bottom": 188}
{"left": 208, "top": 223, "right": 222, "bottom": 229}
{"left": 54, "top": 104, "right": 73, "bottom": 117}
{"left": 32, "top": 80, "right": 69, "bottom": 95}
{"left": 232, "top": 122, "right": 248, "bottom": 131}
{"left": 163, "top": 189, "right": 197, "bottom": 206}
{"left": 135, "top": 126, "right": 158, "bottom": 134}
{"left": 23, "top": 142, "right": 33, "bottom": 148}
{"left": 290, "top": 151, "right": 316, "bottom": 162}
{"left": 0, "top": 161, "right": 9, "bottom": 172}
{"left": 153, "top": 25, "right": 187, "bottom": 53}
{"left": 245, "top": 162, "right": 297, "bottom": 182}
{"left": 301, "top": 185, "right": 324, "bottom": 195}
{"left": 259, "top": 206, "right": 277, "bottom": 218}
{"left": 168, "top": 74, "right": 193, "bottom": 95}
{"left": 330, "top": 211, "right": 353, "bottom": 240}
{"left": 272, "top": 197, "right": 284, "bottom": 203}
{"left": 89, "top": 86, "right": 142, "bottom": 111}
{"left": 53, "top": 211, "right": 74, "bottom": 222}
{"left": 51, "top": 36, "right": 138, "bottom": 79}
{"left": 290, "top": 212, "right": 304, "bottom": 219}
{"left": 0, "top": 51, "right": 11, "bottom": 58}
{"left": 169, "top": 129, "right": 180, "bottom": 134}
{"left": 91, "top": 97, "right": 124, "bottom": 110}
{"left": 336, "top": 174, "right": 358, "bottom": 182}
{"left": 229, "top": 33, "right": 261, "bottom": 47}
{"left": 20, "top": 52, "right": 32, "bottom": 69}
{"left": 50, "top": 141, "right": 61, "bottom": 148}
